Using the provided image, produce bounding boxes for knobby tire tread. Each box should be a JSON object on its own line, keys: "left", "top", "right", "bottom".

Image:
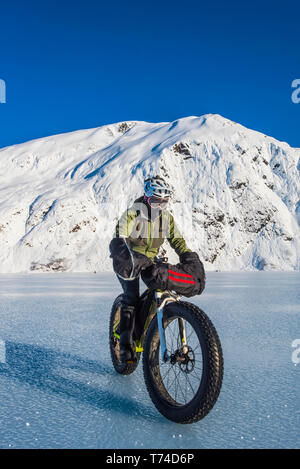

{"left": 143, "top": 300, "right": 223, "bottom": 424}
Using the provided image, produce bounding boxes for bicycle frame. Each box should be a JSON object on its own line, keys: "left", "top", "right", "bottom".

{"left": 155, "top": 290, "right": 187, "bottom": 362}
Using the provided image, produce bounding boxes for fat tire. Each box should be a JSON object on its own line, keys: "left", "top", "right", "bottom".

{"left": 109, "top": 294, "right": 140, "bottom": 375}
{"left": 143, "top": 301, "right": 223, "bottom": 424}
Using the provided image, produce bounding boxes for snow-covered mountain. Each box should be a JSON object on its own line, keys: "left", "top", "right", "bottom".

{"left": 0, "top": 114, "right": 299, "bottom": 273}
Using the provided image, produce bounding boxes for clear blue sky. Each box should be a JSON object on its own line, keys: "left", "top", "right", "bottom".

{"left": 0, "top": 0, "right": 299, "bottom": 149}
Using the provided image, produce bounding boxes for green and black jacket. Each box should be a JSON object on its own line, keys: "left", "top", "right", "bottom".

{"left": 114, "top": 196, "right": 191, "bottom": 260}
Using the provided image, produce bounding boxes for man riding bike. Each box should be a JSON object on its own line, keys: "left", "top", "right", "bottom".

{"left": 109, "top": 176, "right": 203, "bottom": 363}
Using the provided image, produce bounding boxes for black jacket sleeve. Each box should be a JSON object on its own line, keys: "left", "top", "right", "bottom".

{"left": 109, "top": 237, "right": 152, "bottom": 279}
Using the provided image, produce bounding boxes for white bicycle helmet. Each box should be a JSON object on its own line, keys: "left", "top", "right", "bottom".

{"left": 144, "top": 176, "right": 173, "bottom": 198}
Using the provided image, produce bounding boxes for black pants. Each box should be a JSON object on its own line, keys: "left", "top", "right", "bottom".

{"left": 117, "top": 275, "right": 140, "bottom": 307}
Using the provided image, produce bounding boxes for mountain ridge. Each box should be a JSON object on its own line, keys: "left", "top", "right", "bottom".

{"left": 0, "top": 114, "right": 299, "bottom": 272}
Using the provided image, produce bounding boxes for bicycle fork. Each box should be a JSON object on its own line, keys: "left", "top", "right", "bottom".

{"left": 155, "top": 291, "right": 187, "bottom": 362}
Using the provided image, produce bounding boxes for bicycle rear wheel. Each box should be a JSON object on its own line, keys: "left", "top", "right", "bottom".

{"left": 143, "top": 300, "right": 223, "bottom": 423}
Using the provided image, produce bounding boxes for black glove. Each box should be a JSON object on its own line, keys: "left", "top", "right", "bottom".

{"left": 141, "top": 262, "right": 169, "bottom": 291}
{"left": 178, "top": 251, "right": 206, "bottom": 294}
{"left": 131, "top": 250, "right": 153, "bottom": 273}
{"left": 179, "top": 251, "right": 200, "bottom": 264}
{"left": 109, "top": 238, "right": 152, "bottom": 278}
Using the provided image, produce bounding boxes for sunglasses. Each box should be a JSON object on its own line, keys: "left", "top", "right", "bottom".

{"left": 146, "top": 196, "right": 169, "bottom": 209}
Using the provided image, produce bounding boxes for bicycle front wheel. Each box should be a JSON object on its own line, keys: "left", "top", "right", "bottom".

{"left": 143, "top": 301, "right": 223, "bottom": 424}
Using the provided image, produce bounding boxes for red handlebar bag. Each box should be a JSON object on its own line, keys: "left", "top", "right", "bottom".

{"left": 141, "top": 258, "right": 205, "bottom": 298}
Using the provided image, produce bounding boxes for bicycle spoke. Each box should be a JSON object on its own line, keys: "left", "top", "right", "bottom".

{"left": 173, "top": 366, "right": 186, "bottom": 403}
{"left": 192, "top": 343, "right": 201, "bottom": 353}
{"left": 175, "top": 365, "right": 188, "bottom": 403}
{"left": 167, "top": 365, "right": 179, "bottom": 393}
{"left": 161, "top": 364, "right": 173, "bottom": 382}
{"left": 184, "top": 371, "right": 196, "bottom": 396}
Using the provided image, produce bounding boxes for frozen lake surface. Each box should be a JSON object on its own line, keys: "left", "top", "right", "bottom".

{"left": 0, "top": 272, "right": 299, "bottom": 449}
